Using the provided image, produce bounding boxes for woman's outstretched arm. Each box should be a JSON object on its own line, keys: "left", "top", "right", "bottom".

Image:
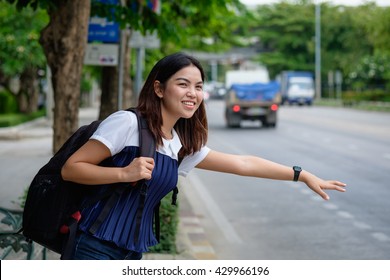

{"left": 196, "top": 150, "right": 346, "bottom": 200}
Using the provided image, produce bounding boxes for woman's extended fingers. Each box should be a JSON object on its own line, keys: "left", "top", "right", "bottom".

{"left": 304, "top": 173, "right": 347, "bottom": 201}
{"left": 321, "top": 180, "right": 347, "bottom": 192}
{"left": 314, "top": 180, "right": 347, "bottom": 200}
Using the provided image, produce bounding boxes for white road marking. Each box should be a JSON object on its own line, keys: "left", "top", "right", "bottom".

{"left": 383, "top": 153, "right": 390, "bottom": 160}
{"left": 323, "top": 203, "right": 339, "bottom": 210}
{"left": 337, "top": 211, "right": 354, "bottom": 219}
{"left": 285, "top": 181, "right": 389, "bottom": 244}
{"left": 371, "top": 232, "right": 390, "bottom": 242}
{"left": 353, "top": 221, "right": 372, "bottom": 230}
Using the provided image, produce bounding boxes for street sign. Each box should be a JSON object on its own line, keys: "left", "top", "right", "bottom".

{"left": 84, "top": 44, "right": 119, "bottom": 66}
{"left": 129, "top": 30, "right": 160, "bottom": 49}
{"left": 88, "top": 0, "right": 120, "bottom": 43}
{"left": 88, "top": 17, "right": 120, "bottom": 43}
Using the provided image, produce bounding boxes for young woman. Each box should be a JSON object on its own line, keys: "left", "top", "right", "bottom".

{"left": 61, "top": 52, "right": 346, "bottom": 260}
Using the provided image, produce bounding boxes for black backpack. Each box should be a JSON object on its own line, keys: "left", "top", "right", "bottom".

{"left": 22, "top": 108, "right": 177, "bottom": 259}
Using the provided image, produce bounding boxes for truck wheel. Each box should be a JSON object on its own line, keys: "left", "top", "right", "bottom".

{"left": 262, "top": 119, "right": 277, "bottom": 128}
{"left": 226, "top": 112, "right": 241, "bottom": 128}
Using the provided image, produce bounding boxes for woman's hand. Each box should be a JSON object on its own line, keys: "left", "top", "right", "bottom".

{"left": 300, "top": 170, "right": 347, "bottom": 200}
{"left": 122, "top": 157, "right": 155, "bottom": 183}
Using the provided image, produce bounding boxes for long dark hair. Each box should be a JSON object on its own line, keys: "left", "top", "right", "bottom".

{"left": 137, "top": 52, "right": 208, "bottom": 158}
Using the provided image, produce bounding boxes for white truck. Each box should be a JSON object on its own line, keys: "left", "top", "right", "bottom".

{"left": 278, "top": 71, "right": 315, "bottom": 105}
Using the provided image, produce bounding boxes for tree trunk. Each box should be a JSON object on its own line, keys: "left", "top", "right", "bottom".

{"left": 40, "top": 0, "right": 91, "bottom": 153}
{"left": 99, "top": 66, "right": 118, "bottom": 120}
{"left": 18, "top": 67, "right": 39, "bottom": 114}
{"left": 99, "top": 30, "right": 135, "bottom": 119}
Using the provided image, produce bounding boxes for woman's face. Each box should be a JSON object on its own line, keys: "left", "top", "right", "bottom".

{"left": 156, "top": 65, "right": 204, "bottom": 121}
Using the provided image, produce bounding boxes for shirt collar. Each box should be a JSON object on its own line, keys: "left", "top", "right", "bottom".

{"left": 160, "top": 128, "right": 182, "bottom": 160}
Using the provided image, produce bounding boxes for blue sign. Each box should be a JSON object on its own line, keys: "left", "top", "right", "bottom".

{"left": 88, "top": 0, "right": 120, "bottom": 43}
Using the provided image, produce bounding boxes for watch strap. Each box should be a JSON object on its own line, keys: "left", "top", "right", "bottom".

{"left": 293, "top": 166, "right": 302, "bottom": 181}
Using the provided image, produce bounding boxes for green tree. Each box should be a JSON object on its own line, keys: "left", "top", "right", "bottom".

{"left": 249, "top": 1, "right": 316, "bottom": 78}
{"left": 351, "top": 5, "right": 390, "bottom": 89}
{"left": 5, "top": 0, "right": 244, "bottom": 152}
{"left": 321, "top": 4, "right": 373, "bottom": 91}
{"left": 0, "top": 2, "right": 47, "bottom": 113}
{"left": 5, "top": 0, "right": 92, "bottom": 152}
{"left": 363, "top": 5, "right": 390, "bottom": 55}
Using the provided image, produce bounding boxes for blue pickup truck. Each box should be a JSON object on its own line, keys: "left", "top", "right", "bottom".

{"left": 224, "top": 81, "right": 280, "bottom": 128}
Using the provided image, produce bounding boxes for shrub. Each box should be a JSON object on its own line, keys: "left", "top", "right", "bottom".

{"left": 342, "top": 89, "right": 390, "bottom": 102}
{"left": 0, "top": 90, "right": 18, "bottom": 114}
{"left": 148, "top": 194, "right": 179, "bottom": 254}
{"left": 0, "top": 109, "right": 45, "bottom": 127}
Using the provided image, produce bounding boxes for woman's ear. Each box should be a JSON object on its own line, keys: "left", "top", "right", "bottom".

{"left": 154, "top": 81, "right": 163, "bottom": 98}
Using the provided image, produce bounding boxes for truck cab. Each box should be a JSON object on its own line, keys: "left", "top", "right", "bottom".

{"left": 279, "top": 71, "right": 315, "bottom": 105}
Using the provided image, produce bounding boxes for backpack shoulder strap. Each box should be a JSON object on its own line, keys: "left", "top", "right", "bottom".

{"left": 127, "top": 108, "right": 156, "bottom": 244}
{"left": 128, "top": 108, "right": 156, "bottom": 161}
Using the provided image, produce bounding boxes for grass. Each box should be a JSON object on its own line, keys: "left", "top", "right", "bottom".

{"left": 0, "top": 109, "right": 46, "bottom": 128}
{"left": 314, "top": 98, "right": 390, "bottom": 112}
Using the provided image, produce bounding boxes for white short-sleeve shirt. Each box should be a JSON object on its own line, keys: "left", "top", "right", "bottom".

{"left": 90, "top": 110, "right": 210, "bottom": 177}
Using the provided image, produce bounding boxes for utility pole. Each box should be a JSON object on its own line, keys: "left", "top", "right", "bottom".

{"left": 117, "top": 0, "right": 127, "bottom": 110}
{"left": 315, "top": 3, "right": 322, "bottom": 100}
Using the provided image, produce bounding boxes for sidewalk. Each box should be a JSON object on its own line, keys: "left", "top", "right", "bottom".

{"left": 0, "top": 107, "right": 216, "bottom": 260}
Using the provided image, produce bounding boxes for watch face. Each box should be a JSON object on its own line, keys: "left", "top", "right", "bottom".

{"left": 294, "top": 166, "right": 302, "bottom": 172}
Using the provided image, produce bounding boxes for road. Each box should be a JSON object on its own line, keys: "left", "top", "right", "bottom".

{"left": 182, "top": 99, "right": 390, "bottom": 260}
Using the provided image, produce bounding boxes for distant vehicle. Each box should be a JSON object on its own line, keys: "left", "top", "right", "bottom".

{"left": 204, "top": 81, "right": 226, "bottom": 99}
{"left": 278, "top": 71, "right": 315, "bottom": 105}
{"left": 224, "top": 82, "right": 280, "bottom": 128}
{"left": 202, "top": 90, "right": 210, "bottom": 101}
{"left": 224, "top": 69, "right": 280, "bottom": 128}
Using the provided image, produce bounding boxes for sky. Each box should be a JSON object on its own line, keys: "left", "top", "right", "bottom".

{"left": 240, "top": 0, "right": 390, "bottom": 6}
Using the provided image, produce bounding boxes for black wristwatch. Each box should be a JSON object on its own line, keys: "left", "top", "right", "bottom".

{"left": 293, "top": 166, "right": 302, "bottom": 181}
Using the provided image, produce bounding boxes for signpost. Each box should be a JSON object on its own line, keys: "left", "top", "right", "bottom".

{"left": 85, "top": 0, "right": 120, "bottom": 66}
{"left": 84, "top": 0, "right": 161, "bottom": 108}
{"left": 84, "top": 44, "right": 119, "bottom": 66}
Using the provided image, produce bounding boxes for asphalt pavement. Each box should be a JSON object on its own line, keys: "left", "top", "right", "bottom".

{"left": 0, "top": 107, "right": 216, "bottom": 260}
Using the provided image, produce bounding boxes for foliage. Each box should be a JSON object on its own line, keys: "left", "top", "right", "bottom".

{"left": 148, "top": 194, "right": 179, "bottom": 254}
{"left": 0, "top": 2, "right": 47, "bottom": 76}
{"left": 0, "top": 1, "right": 48, "bottom": 114}
{"left": 343, "top": 89, "right": 390, "bottom": 103}
{"left": 88, "top": 0, "right": 245, "bottom": 52}
{"left": 0, "top": 90, "right": 18, "bottom": 114}
{"left": 347, "top": 4, "right": 390, "bottom": 90}
{"left": 363, "top": 6, "right": 390, "bottom": 55}
{"left": 320, "top": 4, "right": 372, "bottom": 80}
{"left": 249, "top": 1, "right": 317, "bottom": 78}
{"left": 347, "top": 53, "right": 390, "bottom": 90}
